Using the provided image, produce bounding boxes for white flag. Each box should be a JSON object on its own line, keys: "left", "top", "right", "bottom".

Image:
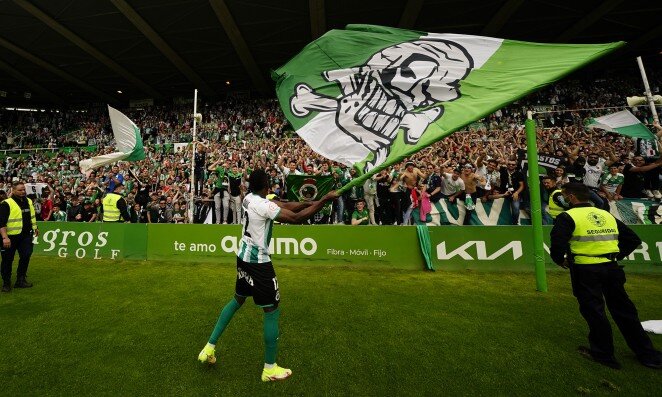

{"left": 79, "top": 106, "right": 145, "bottom": 172}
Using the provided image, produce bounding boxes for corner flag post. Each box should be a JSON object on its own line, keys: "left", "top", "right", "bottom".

{"left": 189, "top": 88, "right": 198, "bottom": 223}
{"left": 636, "top": 56, "right": 659, "bottom": 124}
{"left": 525, "top": 111, "right": 548, "bottom": 292}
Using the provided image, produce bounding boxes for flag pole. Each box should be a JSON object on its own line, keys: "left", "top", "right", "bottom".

{"left": 189, "top": 89, "right": 198, "bottom": 223}
{"left": 525, "top": 111, "right": 547, "bottom": 292}
{"left": 636, "top": 56, "right": 659, "bottom": 125}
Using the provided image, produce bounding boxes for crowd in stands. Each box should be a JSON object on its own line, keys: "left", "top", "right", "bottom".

{"left": 0, "top": 73, "right": 660, "bottom": 225}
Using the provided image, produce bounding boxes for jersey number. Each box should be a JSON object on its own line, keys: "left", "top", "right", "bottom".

{"left": 243, "top": 210, "right": 251, "bottom": 238}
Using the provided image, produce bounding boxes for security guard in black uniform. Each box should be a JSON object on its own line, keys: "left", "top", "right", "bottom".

{"left": 0, "top": 181, "right": 39, "bottom": 292}
{"left": 550, "top": 182, "right": 661, "bottom": 369}
{"left": 541, "top": 175, "right": 567, "bottom": 223}
{"left": 102, "top": 182, "right": 130, "bottom": 222}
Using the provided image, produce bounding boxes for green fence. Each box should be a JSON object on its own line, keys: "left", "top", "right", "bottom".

{"left": 32, "top": 223, "right": 661, "bottom": 273}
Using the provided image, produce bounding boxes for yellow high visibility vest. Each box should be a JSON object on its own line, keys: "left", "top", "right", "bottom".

{"left": 4, "top": 197, "right": 37, "bottom": 235}
{"left": 566, "top": 207, "right": 619, "bottom": 264}
{"left": 102, "top": 193, "right": 123, "bottom": 222}
{"left": 547, "top": 189, "right": 564, "bottom": 219}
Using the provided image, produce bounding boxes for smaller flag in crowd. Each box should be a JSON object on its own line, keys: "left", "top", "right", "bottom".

{"left": 587, "top": 110, "right": 656, "bottom": 140}
{"left": 79, "top": 105, "right": 146, "bottom": 173}
{"left": 286, "top": 174, "right": 335, "bottom": 216}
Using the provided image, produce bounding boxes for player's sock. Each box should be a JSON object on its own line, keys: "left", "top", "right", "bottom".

{"left": 263, "top": 308, "right": 280, "bottom": 365}
{"left": 208, "top": 297, "right": 242, "bottom": 344}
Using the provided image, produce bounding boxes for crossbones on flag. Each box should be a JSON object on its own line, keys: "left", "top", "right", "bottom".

{"left": 79, "top": 106, "right": 146, "bottom": 173}
{"left": 272, "top": 24, "right": 623, "bottom": 190}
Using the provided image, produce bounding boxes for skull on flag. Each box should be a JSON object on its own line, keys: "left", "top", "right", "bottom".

{"left": 290, "top": 39, "right": 474, "bottom": 171}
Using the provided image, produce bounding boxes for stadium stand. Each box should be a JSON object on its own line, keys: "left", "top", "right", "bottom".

{"left": 1, "top": 74, "right": 660, "bottom": 224}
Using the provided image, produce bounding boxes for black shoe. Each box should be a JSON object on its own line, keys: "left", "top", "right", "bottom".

{"left": 1, "top": 283, "right": 10, "bottom": 293}
{"left": 577, "top": 346, "right": 622, "bottom": 369}
{"left": 14, "top": 277, "right": 33, "bottom": 288}
{"left": 639, "top": 353, "right": 662, "bottom": 369}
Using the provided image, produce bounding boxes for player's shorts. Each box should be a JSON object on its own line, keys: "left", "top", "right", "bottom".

{"left": 235, "top": 257, "right": 280, "bottom": 308}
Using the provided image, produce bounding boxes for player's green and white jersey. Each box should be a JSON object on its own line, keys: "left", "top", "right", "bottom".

{"left": 237, "top": 193, "right": 281, "bottom": 263}
{"left": 600, "top": 172, "right": 624, "bottom": 194}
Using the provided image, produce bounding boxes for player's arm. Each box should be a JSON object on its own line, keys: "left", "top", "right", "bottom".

{"left": 275, "top": 192, "right": 337, "bottom": 224}
{"left": 271, "top": 200, "right": 313, "bottom": 212}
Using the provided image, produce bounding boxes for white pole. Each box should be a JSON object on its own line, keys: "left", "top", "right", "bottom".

{"left": 189, "top": 89, "right": 198, "bottom": 223}
{"left": 636, "top": 56, "right": 659, "bottom": 124}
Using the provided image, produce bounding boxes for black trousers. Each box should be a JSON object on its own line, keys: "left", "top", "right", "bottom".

{"left": 1, "top": 233, "right": 34, "bottom": 284}
{"left": 570, "top": 263, "right": 658, "bottom": 361}
{"left": 194, "top": 169, "right": 205, "bottom": 196}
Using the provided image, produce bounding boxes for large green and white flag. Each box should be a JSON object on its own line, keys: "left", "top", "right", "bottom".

{"left": 587, "top": 110, "right": 656, "bottom": 140}
{"left": 272, "top": 24, "right": 623, "bottom": 190}
{"left": 79, "top": 106, "right": 145, "bottom": 172}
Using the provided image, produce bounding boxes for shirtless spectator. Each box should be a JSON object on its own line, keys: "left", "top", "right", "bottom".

{"left": 399, "top": 161, "right": 425, "bottom": 225}
{"left": 460, "top": 163, "right": 485, "bottom": 225}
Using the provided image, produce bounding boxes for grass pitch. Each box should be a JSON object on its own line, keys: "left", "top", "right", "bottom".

{"left": 1, "top": 258, "right": 661, "bottom": 396}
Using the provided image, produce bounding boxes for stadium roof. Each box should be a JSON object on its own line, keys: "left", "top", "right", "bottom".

{"left": 0, "top": 0, "right": 660, "bottom": 106}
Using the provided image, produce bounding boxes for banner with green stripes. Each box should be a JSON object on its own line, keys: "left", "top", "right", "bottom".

{"left": 415, "top": 198, "right": 661, "bottom": 225}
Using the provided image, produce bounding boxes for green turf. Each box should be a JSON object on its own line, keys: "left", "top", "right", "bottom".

{"left": 1, "top": 258, "right": 661, "bottom": 396}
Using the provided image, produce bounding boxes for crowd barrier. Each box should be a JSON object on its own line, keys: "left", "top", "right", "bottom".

{"left": 32, "top": 222, "right": 661, "bottom": 273}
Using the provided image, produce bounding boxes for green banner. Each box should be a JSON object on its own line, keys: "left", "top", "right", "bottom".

{"left": 33, "top": 222, "right": 147, "bottom": 261}
{"left": 416, "top": 198, "right": 662, "bottom": 226}
{"left": 31, "top": 222, "right": 660, "bottom": 273}
{"left": 146, "top": 224, "right": 421, "bottom": 267}
{"left": 429, "top": 225, "right": 661, "bottom": 273}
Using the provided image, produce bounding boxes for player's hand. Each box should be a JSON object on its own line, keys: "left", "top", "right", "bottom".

{"left": 2, "top": 237, "right": 10, "bottom": 248}
{"left": 322, "top": 191, "right": 339, "bottom": 202}
{"left": 33, "top": 228, "right": 39, "bottom": 237}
